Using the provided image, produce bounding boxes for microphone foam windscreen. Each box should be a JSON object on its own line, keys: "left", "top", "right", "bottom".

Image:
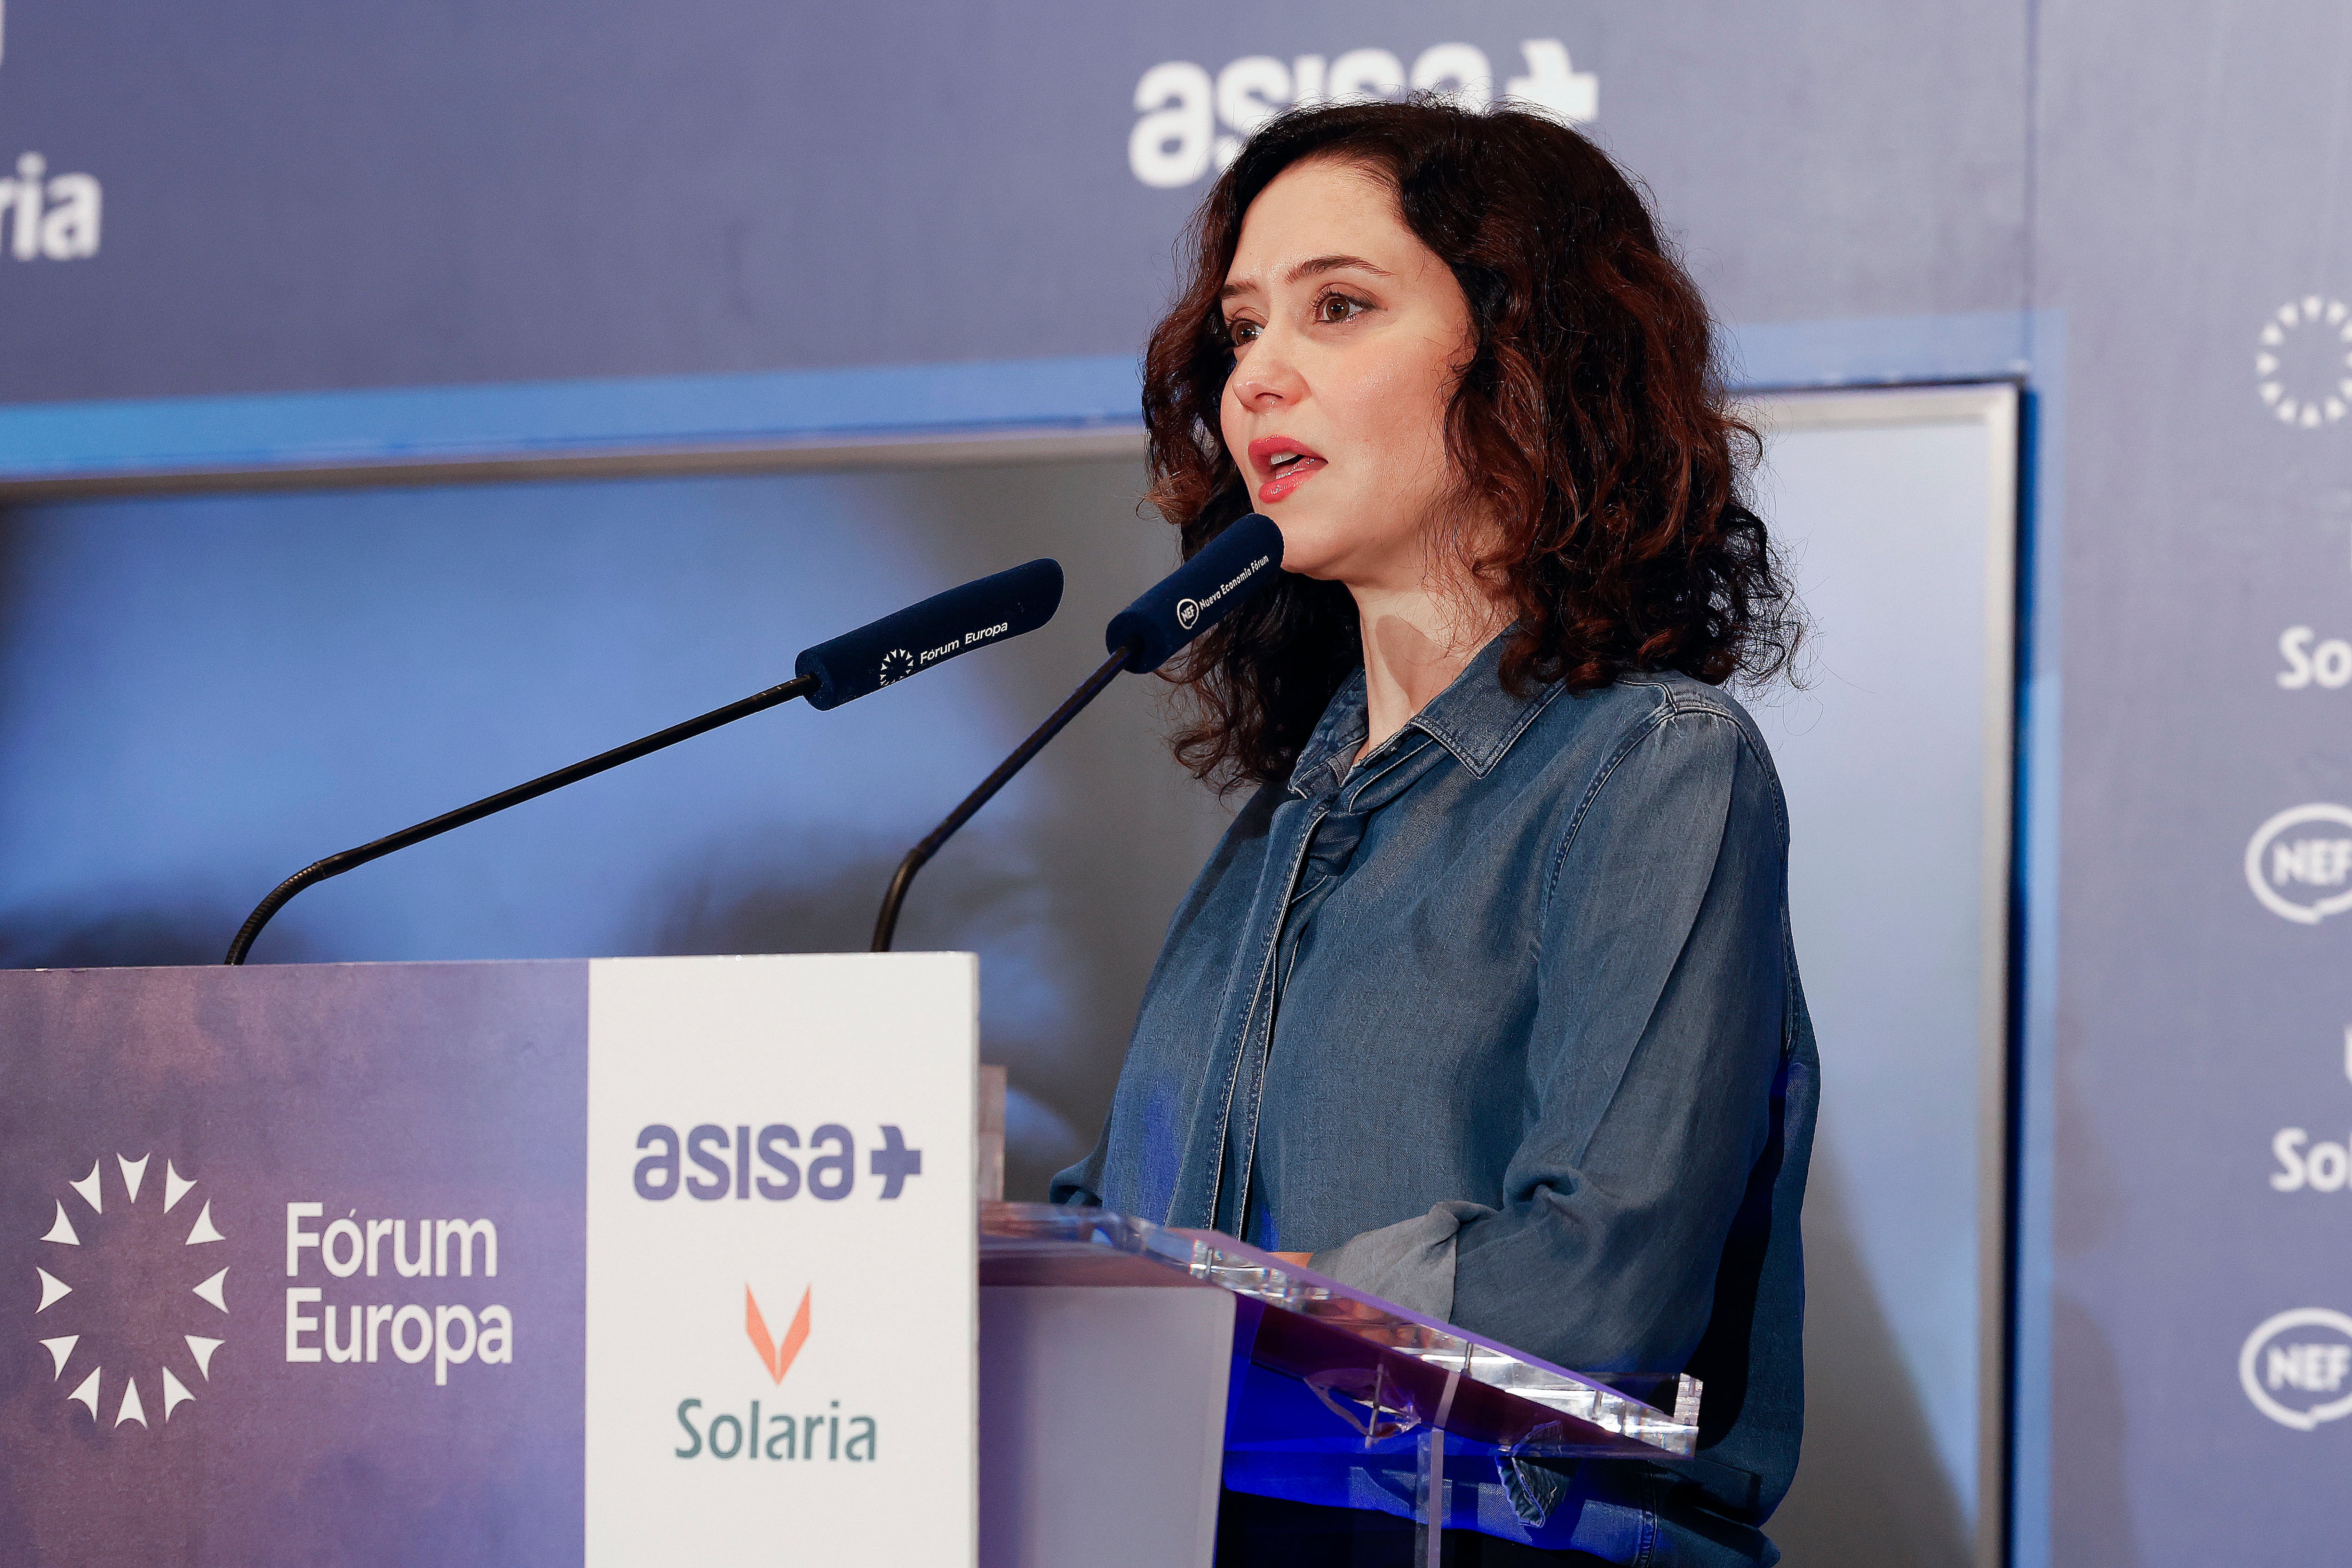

{"left": 796, "top": 558, "right": 1064, "bottom": 711}
{"left": 1105, "top": 513, "right": 1285, "bottom": 673}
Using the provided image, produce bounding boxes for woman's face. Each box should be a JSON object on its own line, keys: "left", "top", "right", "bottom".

{"left": 1217, "top": 157, "right": 1475, "bottom": 593}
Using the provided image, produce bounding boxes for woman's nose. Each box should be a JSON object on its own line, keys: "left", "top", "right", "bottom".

{"left": 1232, "top": 335, "right": 1306, "bottom": 408}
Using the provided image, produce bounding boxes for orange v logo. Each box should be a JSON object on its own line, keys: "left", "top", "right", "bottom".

{"left": 744, "top": 1284, "right": 811, "bottom": 1385}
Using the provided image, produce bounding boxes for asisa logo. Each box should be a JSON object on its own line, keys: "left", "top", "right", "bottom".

{"left": 1129, "top": 39, "right": 1597, "bottom": 188}
{"left": 2245, "top": 804, "right": 2352, "bottom": 924}
{"left": 631, "top": 1122, "right": 924, "bottom": 1202}
{"left": 2241, "top": 1308, "right": 2352, "bottom": 1430}
{"left": 33, "top": 1153, "right": 229, "bottom": 1432}
{"left": 673, "top": 1286, "right": 882, "bottom": 1464}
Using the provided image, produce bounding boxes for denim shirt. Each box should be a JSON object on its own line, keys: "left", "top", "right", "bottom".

{"left": 1055, "top": 636, "right": 1820, "bottom": 1564}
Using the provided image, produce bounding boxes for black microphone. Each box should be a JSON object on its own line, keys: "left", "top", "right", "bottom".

{"left": 796, "top": 558, "right": 1063, "bottom": 709}
{"left": 225, "top": 558, "right": 1065, "bottom": 965}
{"left": 1104, "top": 515, "right": 1283, "bottom": 673}
{"left": 871, "top": 514, "right": 1283, "bottom": 950}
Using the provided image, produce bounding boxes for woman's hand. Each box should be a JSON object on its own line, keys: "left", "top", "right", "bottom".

{"left": 1271, "top": 1251, "right": 1314, "bottom": 1267}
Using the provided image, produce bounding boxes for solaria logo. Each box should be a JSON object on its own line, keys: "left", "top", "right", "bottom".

{"left": 745, "top": 1283, "right": 810, "bottom": 1384}
{"left": 2276, "top": 626, "right": 2352, "bottom": 692}
{"left": 2241, "top": 1309, "right": 2352, "bottom": 1430}
{"left": 2246, "top": 804, "right": 2352, "bottom": 924}
{"left": 33, "top": 1154, "right": 229, "bottom": 1431}
{"left": 0, "top": 6, "right": 104, "bottom": 263}
{"left": 672, "top": 1285, "right": 882, "bottom": 1465}
{"left": 2264, "top": 1027, "right": 2352, "bottom": 1196}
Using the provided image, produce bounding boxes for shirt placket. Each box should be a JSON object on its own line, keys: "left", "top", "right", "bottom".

{"left": 1209, "top": 734, "right": 1440, "bottom": 1239}
{"left": 1206, "top": 797, "right": 1326, "bottom": 1237}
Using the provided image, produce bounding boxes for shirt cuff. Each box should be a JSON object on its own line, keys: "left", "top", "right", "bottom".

{"left": 1308, "top": 1201, "right": 1493, "bottom": 1323}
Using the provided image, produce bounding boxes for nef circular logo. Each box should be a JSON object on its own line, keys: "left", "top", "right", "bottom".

{"left": 2241, "top": 1309, "right": 2352, "bottom": 1430}
{"left": 1176, "top": 598, "right": 1200, "bottom": 631}
{"left": 2257, "top": 296, "right": 2352, "bottom": 428}
{"left": 32, "top": 1154, "right": 230, "bottom": 1433}
{"left": 877, "top": 649, "right": 915, "bottom": 686}
{"left": 2246, "top": 804, "right": 2352, "bottom": 924}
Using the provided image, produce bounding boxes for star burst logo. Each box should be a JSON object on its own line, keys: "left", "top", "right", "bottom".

{"left": 2256, "top": 295, "right": 2352, "bottom": 428}
{"left": 33, "top": 1153, "right": 230, "bottom": 1430}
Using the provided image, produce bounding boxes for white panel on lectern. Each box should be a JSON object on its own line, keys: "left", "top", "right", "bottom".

{"left": 584, "top": 952, "right": 978, "bottom": 1565}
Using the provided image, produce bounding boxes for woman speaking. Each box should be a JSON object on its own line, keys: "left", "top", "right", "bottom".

{"left": 1055, "top": 98, "right": 1817, "bottom": 1567}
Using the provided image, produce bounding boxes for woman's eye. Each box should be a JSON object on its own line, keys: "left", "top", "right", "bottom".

{"left": 1316, "top": 294, "right": 1367, "bottom": 324}
{"left": 1226, "top": 318, "right": 1261, "bottom": 346}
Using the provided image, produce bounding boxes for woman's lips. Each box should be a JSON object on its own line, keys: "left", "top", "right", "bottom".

{"left": 1248, "top": 437, "right": 1328, "bottom": 504}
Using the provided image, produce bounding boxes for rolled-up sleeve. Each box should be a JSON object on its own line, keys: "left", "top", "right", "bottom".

{"left": 1438, "top": 705, "right": 1787, "bottom": 1375}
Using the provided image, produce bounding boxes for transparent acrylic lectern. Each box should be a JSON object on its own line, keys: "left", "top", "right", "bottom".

{"left": 979, "top": 1202, "right": 1700, "bottom": 1566}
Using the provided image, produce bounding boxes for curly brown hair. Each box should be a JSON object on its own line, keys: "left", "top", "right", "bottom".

{"left": 1143, "top": 97, "right": 1800, "bottom": 790}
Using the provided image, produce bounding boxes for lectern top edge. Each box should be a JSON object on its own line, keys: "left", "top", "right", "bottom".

{"left": 980, "top": 1201, "right": 1701, "bottom": 1462}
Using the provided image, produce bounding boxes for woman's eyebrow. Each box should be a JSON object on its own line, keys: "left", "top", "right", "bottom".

{"left": 1219, "top": 253, "right": 1394, "bottom": 301}
{"left": 1285, "top": 253, "right": 1391, "bottom": 284}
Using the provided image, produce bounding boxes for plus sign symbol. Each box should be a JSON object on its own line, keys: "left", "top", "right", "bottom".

{"left": 866, "top": 1126, "right": 923, "bottom": 1200}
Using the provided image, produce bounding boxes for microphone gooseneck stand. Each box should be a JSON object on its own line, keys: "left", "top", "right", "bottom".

{"left": 868, "top": 511, "right": 1283, "bottom": 952}
{"left": 225, "top": 672, "right": 818, "bottom": 965}
{"left": 223, "top": 554, "right": 1069, "bottom": 966}
{"left": 871, "top": 642, "right": 1138, "bottom": 953}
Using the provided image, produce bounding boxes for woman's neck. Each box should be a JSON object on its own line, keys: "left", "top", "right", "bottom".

{"left": 1350, "top": 575, "right": 1512, "bottom": 762}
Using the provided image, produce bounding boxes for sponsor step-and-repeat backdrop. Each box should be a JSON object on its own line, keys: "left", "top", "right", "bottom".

{"left": 2034, "top": 0, "right": 2352, "bottom": 1536}
{"left": 0, "top": 4, "right": 2017, "bottom": 404}
{"left": 0, "top": 955, "right": 975, "bottom": 1566}
{"left": 2220, "top": 652, "right": 2352, "bottom": 1436}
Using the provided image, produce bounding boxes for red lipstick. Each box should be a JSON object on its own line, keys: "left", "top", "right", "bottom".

{"left": 1247, "top": 436, "right": 1327, "bottom": 504}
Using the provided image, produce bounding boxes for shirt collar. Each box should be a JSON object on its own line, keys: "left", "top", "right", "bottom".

{"left": 1287, "top": 667, "right": 1371, "bottom": 797}
{"left": 1285, "top": 630, "right": 1562, "bottom": 796}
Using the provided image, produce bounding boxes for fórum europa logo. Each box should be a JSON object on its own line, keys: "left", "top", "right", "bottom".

{"left": 2257, "top": 297, "right": 2352, "bottom": 428}
{"left": 2246, "top": 804, "right": 2352, "bottom": 924}
{"left": 2241, "top": 1309, "right": 2352, "bottom": 1430}
{"left": 878, "top": 620, "right": 1012, "bottom": 689}
{"left": 745, "top": 1284, "right": 810, "bottom": 1384}
{"left": 34, "top": 1154, "right": 228, "bottom": 1429}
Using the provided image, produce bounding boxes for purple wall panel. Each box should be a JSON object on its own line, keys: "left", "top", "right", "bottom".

{"left": 0, "top": 962, "right": 587, "bottom": 1567}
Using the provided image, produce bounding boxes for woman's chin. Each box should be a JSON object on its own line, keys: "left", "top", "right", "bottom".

{"left": 1268, "top": 530, "right": 1414, "bottom": 593}
{"left": 1274, "top": 550, "right": 1349, "bottom": 584}
{"left": 1259, "top": 511, "right": 1351, "bottom": 581}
